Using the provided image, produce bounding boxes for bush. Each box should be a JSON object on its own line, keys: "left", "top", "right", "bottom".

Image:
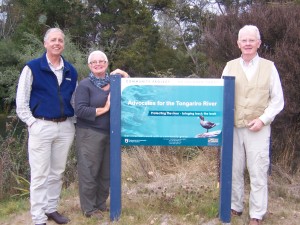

{"left": 203, "top": 3, "right": 300, "bottom": 172}
{"left": 0, "top": 116, "right": 29, "bottom": 199}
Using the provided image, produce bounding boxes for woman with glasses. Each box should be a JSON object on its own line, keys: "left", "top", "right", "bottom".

{"left": 74, "top": 50, "right": 129, "bottom": 219}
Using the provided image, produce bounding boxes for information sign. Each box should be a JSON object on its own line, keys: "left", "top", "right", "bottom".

{"left": 121, "top": 78, "right": 224, "bottom": 146}
{"left": 109, "top": 76, "right": 235, "bottom": 224}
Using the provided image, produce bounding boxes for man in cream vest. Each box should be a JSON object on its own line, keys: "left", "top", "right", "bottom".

{"left": 222, "top": 25, "right": 284, "bottom": 225}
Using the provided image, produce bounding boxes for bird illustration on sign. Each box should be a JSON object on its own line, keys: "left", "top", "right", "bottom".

{"left": 196, "top": 115, "right": 221, "bottom": 138}
{"left": 199, "top": 115, "right": 216, "bottom": 132}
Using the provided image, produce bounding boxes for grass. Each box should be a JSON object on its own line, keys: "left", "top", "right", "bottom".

{"left": 0, "top": 197, "right": 29, "bottom": 220}
{"left": 1, "top": 146, "right": 300, "bottom": 225}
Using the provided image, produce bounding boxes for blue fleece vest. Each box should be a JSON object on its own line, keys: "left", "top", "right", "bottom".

{"left": 27, "top": 52, "right": 78, "bottom": 119}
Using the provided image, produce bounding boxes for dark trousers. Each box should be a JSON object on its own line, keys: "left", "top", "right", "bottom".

{"left": 76, "top": 127, "right": 110, "bottom": 214}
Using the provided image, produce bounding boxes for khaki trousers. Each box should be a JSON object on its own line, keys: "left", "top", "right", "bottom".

{"left": 231, "top": 125, "right": 270, "bottom": 220}
{"left": 28, "top": 118, "right": 75, "bottom": 224}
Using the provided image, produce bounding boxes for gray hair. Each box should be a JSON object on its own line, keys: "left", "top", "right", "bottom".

{"left": 238, "top": 25, "right": 261, "bottom": 40}
{"left": 88, "top": 50, "right": 108, "bottom": 64}
{"left": 44, "top": 28, "right": 65, "bottom": 42}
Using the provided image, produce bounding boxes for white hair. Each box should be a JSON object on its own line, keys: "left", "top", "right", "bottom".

{"left": 44, "top": 28, "right": 65, "bottom": 42}
{"left": 88, "top": 50, "right": 108, "bottom": 64}
{"left": 238, "top": 25, "right": 261, "bottom": 40}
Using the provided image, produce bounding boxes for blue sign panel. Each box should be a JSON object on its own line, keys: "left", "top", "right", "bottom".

{"left": 120, "top": 78, "right": 224, "bottom": 146}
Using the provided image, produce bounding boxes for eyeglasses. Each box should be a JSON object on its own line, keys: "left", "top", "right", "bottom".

{"left": 90, "top": 60, "right": 107, "bottom": 65}
{"left": 239, "top": 39, "right": 259, "bottom": 44}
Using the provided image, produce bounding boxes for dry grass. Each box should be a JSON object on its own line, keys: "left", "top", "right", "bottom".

{"left": 1, "top": 146, "right": 300, "bottom": 225}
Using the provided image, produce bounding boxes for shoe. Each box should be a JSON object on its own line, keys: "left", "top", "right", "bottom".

{"left": 85, "top": 210, "right": 103, "bottom": 220}
{"left": 45, "top": 211, "right": 70, "bottom": 224}
{"left": 99, "top": 207, "right": 109, "bottom": 212}
{"left": 249, "top": 218, "right": 262, "bottom": 225}
{"left": 231, "top": 209, "right": 242, "bottom": 216}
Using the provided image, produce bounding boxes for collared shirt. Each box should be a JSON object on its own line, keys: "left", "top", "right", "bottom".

{"left": 239, "top": 54, "right": 259, "bottom": 81}
{"left": 48, "top": 56, "right": 64, "bottom": 85}
{"left": 16, "top": 56, "right": 67, "bottom": 127}
{"left": 222, "top": 54, "right": 284, "bottom": 125}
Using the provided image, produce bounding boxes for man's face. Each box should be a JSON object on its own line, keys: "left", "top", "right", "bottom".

{"left": 44, "top": 31, "right": 65, "bottom": 57}
{"left": 237, "top": 30, "right": 261, "bottom": 59}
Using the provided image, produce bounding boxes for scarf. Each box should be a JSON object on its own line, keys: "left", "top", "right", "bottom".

{"left": 89, "top": 72, "right": 110, "bottom": 89}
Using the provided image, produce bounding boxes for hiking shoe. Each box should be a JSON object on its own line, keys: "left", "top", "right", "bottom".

{"left": 249, "top": 218, "right": 262, "bottom": 225}
{"left": 231, "top": 209, "right": 242, "bottom": 216}
{"left": 84, "top": 210, "right": 103, "bottom": 220}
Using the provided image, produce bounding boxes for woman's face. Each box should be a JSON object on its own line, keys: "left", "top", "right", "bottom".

{"left": 88, "top": 54, "right": 108, "bottom": 77}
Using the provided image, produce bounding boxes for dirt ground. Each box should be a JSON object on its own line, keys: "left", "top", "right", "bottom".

{"left": 1, "top": 150, "right": 300, "bottom": 225}
{"left": 2, "top": 179, "right": 300, "bottom": 225}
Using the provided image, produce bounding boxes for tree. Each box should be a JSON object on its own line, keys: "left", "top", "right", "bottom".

{"left": 214, "top": 0, "right": 255, "bottom": 15}
{"left": 153, "top": 0, "right": 216, "bottom": 77}
{"left": 9, "top": 0, "right": 91, "bottom": 47}
{"left": 2, "top": 0, "right": 200, "bottom": 78}
{"left": 0, "top": 0, "right": 23, "bottom": 39}
{"left": 82, "top": 0, "right": 163, "bottom": 77}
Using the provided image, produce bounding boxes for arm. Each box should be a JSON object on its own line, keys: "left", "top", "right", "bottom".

{"left": 258, "top": 65, "right": 284, "bottom": 125}
{"left": 249, "top": 64, "right": 284, "bottom": 131}
{"left": 75, "top": 82, "right": 110, "bottom": 121}
{"left": 16, "top": 66, "right": 36, "bottom": 127}
{"left": 70, "top": 82, "right": 78, "bottom": 123}
{"left": 110, "top": 68, "right": 130, "bottom": 78}
{"left": 96, "top": 94, "right": 110, "bottom": 116}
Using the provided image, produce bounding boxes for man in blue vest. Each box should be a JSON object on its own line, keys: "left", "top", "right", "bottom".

{"left": 16, "top": 28, "right": 78, "bottom": 225}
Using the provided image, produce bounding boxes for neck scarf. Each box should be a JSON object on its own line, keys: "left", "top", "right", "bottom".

{"left": 89, "top": 72, "right": 110, "bottom": 89}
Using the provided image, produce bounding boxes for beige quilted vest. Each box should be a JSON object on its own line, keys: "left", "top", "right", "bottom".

{"left": 225, "top": 58, "right": 272, "bottom": 127}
